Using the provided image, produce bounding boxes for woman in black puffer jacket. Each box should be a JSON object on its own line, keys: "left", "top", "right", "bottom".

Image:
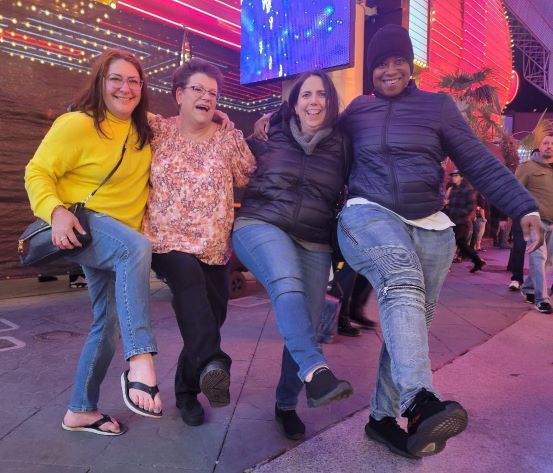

{"left": 232, "top": 70, "right": 352, "bottom": 441}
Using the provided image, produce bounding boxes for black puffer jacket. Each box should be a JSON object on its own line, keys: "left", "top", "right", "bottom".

{"left": 237, "top": 104, "right": 350, "bottom": 244}
{"left": 341, "top": 81, "right": 537, "bottom": 220}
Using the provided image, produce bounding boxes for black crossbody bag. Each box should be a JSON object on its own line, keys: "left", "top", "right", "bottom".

{"left": 17, "top": 135, "right": 129, "bottom": 267}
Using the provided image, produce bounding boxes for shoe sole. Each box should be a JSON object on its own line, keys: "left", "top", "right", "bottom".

{"left": 275, "top": 414, "right": 305, "bottom": 441}
{"left": 200, "top": 368, "right": 230, "bottom": 408}
{"left": 535, "top": 306, "right": 553, "bottom": 314}
{"left": 307, "top": 381, "right": 353, "bottom": 408}
{"left": 364, "top": 424, "right": 420, "bottom": 459}
{"left": 407, "top": 403, "right": 468, "bottom": 457}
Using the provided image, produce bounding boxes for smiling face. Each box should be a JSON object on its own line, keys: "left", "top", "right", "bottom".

{"left": 372, "top": 56, "right": 411, "bottom": 97}
{"left": 175, "top": 72, "right": 218, "bottom": 128}
{"left": 103, "top": 58, "right": 142, "bottom": 120}
{"left": 293, "top": 75, "right": 327, "bottom": 134}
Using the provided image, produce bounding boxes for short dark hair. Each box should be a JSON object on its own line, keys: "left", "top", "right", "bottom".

{"left": 72, "top": 48, "right": 152, "bottom": 149}
{"left": 287, "top": 70, "right": 340, "bottom": 130}
{"left": 171, "top": 58, "right": 224, "bottom": 101}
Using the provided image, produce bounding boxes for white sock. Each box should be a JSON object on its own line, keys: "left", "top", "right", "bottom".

{"left": 304, "top": 364, "right": 328, "bottom": 382}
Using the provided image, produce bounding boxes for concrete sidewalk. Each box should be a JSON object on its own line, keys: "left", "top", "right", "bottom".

{"left": 0, "top": 247, "right": 551, "bottom": 472}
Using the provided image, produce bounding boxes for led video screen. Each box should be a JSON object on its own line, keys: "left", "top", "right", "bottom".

{"left": 240, "top": 1, "right": 354, "bottom": 85}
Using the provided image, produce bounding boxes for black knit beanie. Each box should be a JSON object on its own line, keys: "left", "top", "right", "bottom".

{"left": 365, "top": 24, "right": 414, "bottom": 92}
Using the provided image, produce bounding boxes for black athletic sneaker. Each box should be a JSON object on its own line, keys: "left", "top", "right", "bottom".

{"left": 364, "top": 416, "right": 420, "bottom": 459}
{"left": 275, "top": 404, "right": 305, "bottom": 440}
{"left": 337, "top": 315, "right": 361, "bottom": 337}
{"left": 403, "top": 389, "right": 468, "bottom": 457}
{"left": 469, "top": 259, "right": 486, "bottom": 273}
{"left": 535, "top": 301, "right": 553, "bottom": 314}
{"left": 305, "top": 367, "right": 353, "bottom": 408}
{"left": 524, "top": 293, "right": 535, "bottom": 304}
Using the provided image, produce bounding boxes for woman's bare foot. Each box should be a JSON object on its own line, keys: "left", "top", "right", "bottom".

{"left": 62, "top": 410, "right": 122, "bottom": 434}
{"left": 127, "top": 353, "right": 163, "bottom": 415}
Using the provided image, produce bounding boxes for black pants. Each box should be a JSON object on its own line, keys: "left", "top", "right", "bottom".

{"left": 328, "top": 259, "right": 372, "bottom": 318}
{"left": 507, "top": 219, "right": 526, "bottom": 283}
{"left": 454, "top": 223, "right": 483, "bottom": 265}
{"left": 152, "top": 251, "right": 231, "bottom": 402}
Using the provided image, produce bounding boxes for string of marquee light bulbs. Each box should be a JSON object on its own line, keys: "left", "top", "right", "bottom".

{"left": 0, "top": 0, "right": 281, "bottom": 112}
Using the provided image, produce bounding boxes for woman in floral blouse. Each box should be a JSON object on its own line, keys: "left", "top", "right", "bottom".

{"left": 143, "top": 58, "right": 255, "bottom": 426}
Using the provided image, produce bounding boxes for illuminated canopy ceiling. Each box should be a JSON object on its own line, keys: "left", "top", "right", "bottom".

{"left": 0, "top": 0, "right": 281, "bottom": 113}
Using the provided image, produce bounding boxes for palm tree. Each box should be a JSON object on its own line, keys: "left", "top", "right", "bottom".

{"left": 438, "top": 67, "right": 502, "bottom": 141}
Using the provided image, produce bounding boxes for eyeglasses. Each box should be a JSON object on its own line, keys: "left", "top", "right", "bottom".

{"left": 182, "top": 85, "right": 219, "bottom": 100}
{"left": 106, "top": 74, "right": 143, "bottom": 90}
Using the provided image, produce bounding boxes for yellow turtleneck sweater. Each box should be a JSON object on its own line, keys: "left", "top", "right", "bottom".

{"left": 25, "top": 111, "right": 151, "bottom": 231}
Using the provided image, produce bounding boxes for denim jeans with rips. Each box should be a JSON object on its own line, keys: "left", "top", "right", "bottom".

{"left": 65, "top": 211, "right": 157, "bottom": 412}
{"left": 337, "top": 204, "right": 455, "bottom": 418}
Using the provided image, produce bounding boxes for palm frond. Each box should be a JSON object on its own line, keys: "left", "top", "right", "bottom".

{"left": 519, "top": 110, "right": 553, "bottom": 151}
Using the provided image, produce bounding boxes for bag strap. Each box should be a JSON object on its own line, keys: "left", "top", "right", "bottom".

{"left": 81, "top": 127, "right": 131, "bottom": 205}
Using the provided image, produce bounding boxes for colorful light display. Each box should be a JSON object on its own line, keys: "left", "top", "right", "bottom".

{"left": 419, "top": 0, "right": 517, "bottom": 109}
{"left": 0, "top": 0, "right": 281, "bottom": 112}
{"left": 240, "top": 1, "right": 354, "bottom": 85}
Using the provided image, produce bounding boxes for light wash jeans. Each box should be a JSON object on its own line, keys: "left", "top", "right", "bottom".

{"left": 337, "top": 204, "right": 455, "bottom": 418}
{"left": 65, "top": 211, "right": 157, "bottom": 412}
{"left": 522, "top": 221, "right": 553, "bottom": 304}
{"left": 232, "top": 223, "right": 330, "bottom": 409}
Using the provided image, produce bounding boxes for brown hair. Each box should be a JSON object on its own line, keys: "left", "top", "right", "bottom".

{"left": 72, "top": 48, "right": 152, "bottom": 149}
{"left": 287, "top": 70, "right": 340, "bottom": 130}
{"left": 171, "top": 58, "right": 224, "bottom": 102}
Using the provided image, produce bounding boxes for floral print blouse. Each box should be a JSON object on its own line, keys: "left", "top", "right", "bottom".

{"left": 143, "top": 115, "right": 256, "bottom": 265}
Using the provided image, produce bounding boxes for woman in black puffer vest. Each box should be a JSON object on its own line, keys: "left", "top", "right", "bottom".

{"left": 232, "top": 70, "right": 352, "bottom": 441}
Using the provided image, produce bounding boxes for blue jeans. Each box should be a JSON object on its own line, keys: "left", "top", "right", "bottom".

{"left": 232, "top": 223, "right": 330, "bottom": 409}
{"left": 522, "top": 221, "right": 553, "bottom": 303}
{"left": 65, "top": 211, "right": 157, "bottom": 412}
{"left": 337, "top": 204, "right": 455, "bottom": 418}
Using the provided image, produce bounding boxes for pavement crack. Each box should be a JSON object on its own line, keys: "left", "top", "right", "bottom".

{"left": 212, "top": 304, "right": 273, "bottom": 473}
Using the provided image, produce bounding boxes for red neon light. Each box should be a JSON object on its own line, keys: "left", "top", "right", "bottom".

{"left": 420, "top": 0, "right": 512, "bottom": 110}
{"left": 0, "top": 28, "right": 84, "bottom": 56}
{"left": 118, "top": 1, "right": 240, "bottom": 49}
{"left": 168, "top": 0, "right": 240, "bottom": 29}
{"left": 506, "top": 70, "right": 520, "bottom": 105}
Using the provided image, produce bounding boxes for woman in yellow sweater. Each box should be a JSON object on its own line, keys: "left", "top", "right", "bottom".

{"left": 24, "top": 49, "right": 162, "bottom": 435}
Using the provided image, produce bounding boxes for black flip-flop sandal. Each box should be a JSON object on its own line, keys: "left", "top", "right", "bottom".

{"left": 121, "top": 370, "right": 162, "bottom": 418}
{"left": 61, "top": 414, "right": 126, "bottom": 436}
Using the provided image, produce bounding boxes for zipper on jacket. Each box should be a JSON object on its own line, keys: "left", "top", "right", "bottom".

{"left": 382, "top": 101, "right": 400, "bottom": 211}
{"left": 291, "top": 147, "right": 307, "bottom": 233}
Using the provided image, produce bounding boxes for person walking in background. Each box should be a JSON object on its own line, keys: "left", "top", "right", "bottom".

{"left": 143, "top": 58, "right": 256, "bottom": 426}
{"left": 327, "top": 260, "right": 376, "bottom": 336}
{"left": 507, "top": 218, "right": 527, "bottom": 291}
{"left": 233, "top": 70, "right": 353, "bottom": 441}
{"left": 336, "top": 25, "right": 543, "bottom": 459}
{"left": 25, "top": 48, "right": 163, "bottom": 436}
{"left": 445, "top": 171, "right": 486, "bottom": 273}
{"left": 515, "top": 134, "right": 553, "bottom": 313}
{"left": 471, "top": 194, "right": 487, "bottom": 252}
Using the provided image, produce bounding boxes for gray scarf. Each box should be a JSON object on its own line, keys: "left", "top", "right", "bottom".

{"left": 289, "top": 119, "right": 332, "bottom": 155}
